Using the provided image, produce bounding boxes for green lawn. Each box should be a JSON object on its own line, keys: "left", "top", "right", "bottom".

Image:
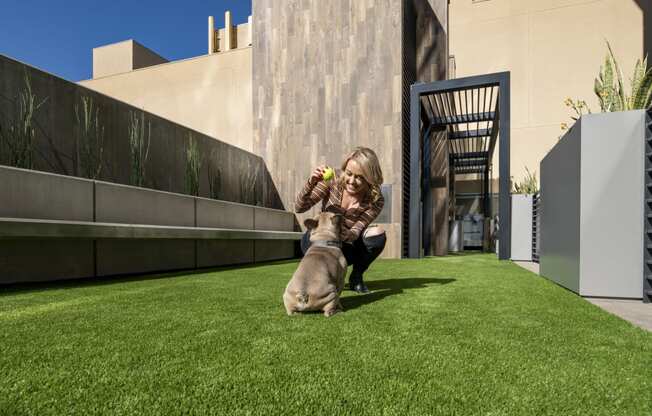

{"left": 1, "top": 254, "right": 650, "bottom": 416}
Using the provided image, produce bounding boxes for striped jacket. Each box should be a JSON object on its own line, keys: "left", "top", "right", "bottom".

{"left": 295, "top": 178, "right": 384, "bottom": 243}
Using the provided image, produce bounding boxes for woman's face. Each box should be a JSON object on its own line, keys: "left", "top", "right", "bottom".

{"left": 343, "top": 160, "right": 369, "bottom": 197}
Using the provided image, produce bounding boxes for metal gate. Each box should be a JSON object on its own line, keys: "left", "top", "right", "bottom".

{"left": 408, "top": 72, "right": 511, "bottom": 259}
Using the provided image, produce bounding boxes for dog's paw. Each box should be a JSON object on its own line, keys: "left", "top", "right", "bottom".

{"left": 323, "top": 308, "right": 340, "bottom": 317}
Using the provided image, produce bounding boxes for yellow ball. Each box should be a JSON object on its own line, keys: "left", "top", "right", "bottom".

{"left": 323, "top": 167, "right": 334, "bottom": 181}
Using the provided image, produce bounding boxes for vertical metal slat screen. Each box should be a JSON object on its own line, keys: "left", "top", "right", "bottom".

{"left": 401, "top": 0, "right": 417, "bottom": 258}
{"left": 532, "top": 193, "right": 540, "bottom": 263}
{"left": 644, "top": 109, "right": 652, "bottom": 303}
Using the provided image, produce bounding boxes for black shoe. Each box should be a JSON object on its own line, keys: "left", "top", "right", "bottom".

{"left": 349, "top": 272, "right": 370, "bottom": 293}
{"left": 348, "top": 272, "right": 359, "bottom": 290}
{"left": 352, "top": 282, "right": 370, "bottom": 294}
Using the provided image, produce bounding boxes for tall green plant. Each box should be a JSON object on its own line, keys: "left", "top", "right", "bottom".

{"left": 0, "top": 71, "right": 47, "bottom": 169}
{"left": 74, "top": 96, "right": 105, "bottom": 179}
{"left": 185, "top": 133, "right": 202, "bottom": 196}
{"left": 207, "top": 149, "right": 221, "bottom": 199}
{"left": 594, "top": 41, "right": 652, "bottom": 111}
{"left": 128, "top": 110, "right": 150, "bottom": 187}
{"left": 512, "top": 167, "right": 538, "bottom": 195}
{"left": 239, "top": 159, "right": 260, "bottom": 205}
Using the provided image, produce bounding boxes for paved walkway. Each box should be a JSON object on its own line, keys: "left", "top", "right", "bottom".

{"left": 513, "top": 261, "right": 652, "bottom": 332}
{"left": 513, "top": 261, "right": 539, "bottom": 275}
{"left": 585, "top": 298, "right": 652, "bottom": 331}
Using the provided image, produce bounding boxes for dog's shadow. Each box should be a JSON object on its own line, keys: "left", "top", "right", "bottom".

{"left": 340, "top": 277, "right": 455, "bottom": 311}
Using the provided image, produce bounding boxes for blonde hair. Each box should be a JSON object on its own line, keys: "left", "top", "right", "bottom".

{"left": 338, "top": 147, "right": 384, "bottom": 203}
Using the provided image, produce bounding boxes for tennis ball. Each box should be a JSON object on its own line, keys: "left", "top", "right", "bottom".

{"left": 322, "top": 167, "right": 335, "bottom": 181}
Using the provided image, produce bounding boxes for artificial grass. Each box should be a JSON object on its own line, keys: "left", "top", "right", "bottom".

{"left": 1, "top": 254, "right": 650, "bottom": 416}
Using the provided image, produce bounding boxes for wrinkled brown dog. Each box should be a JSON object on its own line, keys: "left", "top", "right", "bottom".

{"left": 283, "top": 212, "right": 347, "bottom": 317}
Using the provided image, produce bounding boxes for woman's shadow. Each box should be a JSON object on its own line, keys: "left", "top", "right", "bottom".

{"left": 340, "top": 277, "right": 455, "bottom": 311}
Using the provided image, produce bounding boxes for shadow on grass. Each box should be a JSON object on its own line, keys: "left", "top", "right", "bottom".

{"left": 341, "top": 277, "right": 455, "bottom": 311}
{"left": 437, "top": 251, "right": 485, "bottom": 257}
{"left": 0, "top": 258, "right": 301, "bottom": 295}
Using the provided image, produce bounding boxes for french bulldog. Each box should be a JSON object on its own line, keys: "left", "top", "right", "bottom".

{"left": 283, "top": 212, "right": 347, "bottom": 317}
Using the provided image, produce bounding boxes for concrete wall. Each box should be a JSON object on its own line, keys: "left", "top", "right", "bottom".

{"left": 540, "top": 111, "right": 645, "bottom": 298}
{"left": 81, "top": 48, "right": 254, "bottom": 153}
{"left": 252, "top": 0, "right": 448, "bottom": 258}
{"left": 0, "top": 165, "right": 297, "bottom": 284}
{"left": 0, "top": 167, "right": 96, "bottom": 283}
{"left": 92, "top": 40, "right": 168, "bottom": 79}
{"left": 449, "top": 0, "right": 646, "bottom": 183}
{"left": 0, "top": 54, "right": 280, "bottom": 209}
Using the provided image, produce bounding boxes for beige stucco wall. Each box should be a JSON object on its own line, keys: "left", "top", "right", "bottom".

{"left": 216, "top": 22, "right": 252, "bottom": 52}
{"left": 92, "top": 40, "right": 168, "bottom": 79}
{"left": 132, "top": 41, "right": 169, "bottom": 71}
{"left": 450, "top": 0, "right": 645, "bottom": 182}
{"left": 80, "top": 48, "right": 253, "bottom": 153}
{"left": 92, "top": 41, "right": 135, "bottom": 79}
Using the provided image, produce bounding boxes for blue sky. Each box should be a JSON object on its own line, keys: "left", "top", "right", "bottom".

{"left": 0, "top": 0, "right": 252, "bottom": 82}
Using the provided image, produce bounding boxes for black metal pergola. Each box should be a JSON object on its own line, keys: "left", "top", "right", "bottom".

{"left": 408, "top": 71, "right": 511, "bottom": 260}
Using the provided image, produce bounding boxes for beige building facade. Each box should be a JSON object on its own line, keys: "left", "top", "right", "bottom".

{"left": 91, "top": 39, "right": 169, "bottom": 79}
{"left": 80, "top": 15, "right": 254, "bottom": 153}
{"left": 450, "top": 0, "right": 648, "bottom": 183}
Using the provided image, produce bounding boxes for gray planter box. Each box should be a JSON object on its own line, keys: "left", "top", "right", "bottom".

{"left": 510, "top": 194, "right": 533, "bottom": 261}
{"left": 540, "top": 111, "right": 645, "bottom": 298}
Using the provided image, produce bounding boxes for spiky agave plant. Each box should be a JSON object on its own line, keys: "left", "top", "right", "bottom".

{"left": 239, "top": 158, "right": 260, "bottom": 205}
{"left": 207, "top": 149, "right": 221, "bottom": 199}
{"left": 594, "top": 41, "right": 652, "bottom": 111}
{"left": 185, "top": 133, "right": 202, "bottom": 196}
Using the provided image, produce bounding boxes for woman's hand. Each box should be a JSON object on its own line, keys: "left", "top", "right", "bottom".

{"left": 309, "top": 165, "right": 328, "bottom": 185}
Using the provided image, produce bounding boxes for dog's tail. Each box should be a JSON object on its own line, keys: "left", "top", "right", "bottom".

{"left": 295, "top": 292, "right": 310, "bottom": 311}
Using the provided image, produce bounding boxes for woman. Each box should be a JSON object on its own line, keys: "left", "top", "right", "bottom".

{"left": 295, "top": 147, "right": 386, "bottom": 293}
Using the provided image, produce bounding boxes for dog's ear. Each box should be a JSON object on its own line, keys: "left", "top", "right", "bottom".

{"left": 330, "top": 214, "right": 343, "bottom": 228}
{"left": 304, "top": 216, "right": 319, "bottom": 230}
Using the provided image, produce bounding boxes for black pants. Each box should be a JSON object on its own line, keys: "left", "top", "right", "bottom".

{"left": 300, "top": 229, "right": 387, "bottom": 277}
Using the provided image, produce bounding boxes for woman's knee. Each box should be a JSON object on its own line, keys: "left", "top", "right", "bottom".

{"left": 362, "top": 226, "right": 386, "bottom": 251}
{"left": 363, "top": 225, "right": 385, "bottom": 238}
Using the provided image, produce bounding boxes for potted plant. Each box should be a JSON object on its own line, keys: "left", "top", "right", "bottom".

{"left": 540, "top": 42, "right": 650, "bottom": 300}
{"left": 510, "top": 167, "right": 539, "bottom": 261}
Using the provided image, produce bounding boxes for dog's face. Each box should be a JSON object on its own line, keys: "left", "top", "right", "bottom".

{"left": 304, "top": 212, "right": 343, "bottom": 239}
